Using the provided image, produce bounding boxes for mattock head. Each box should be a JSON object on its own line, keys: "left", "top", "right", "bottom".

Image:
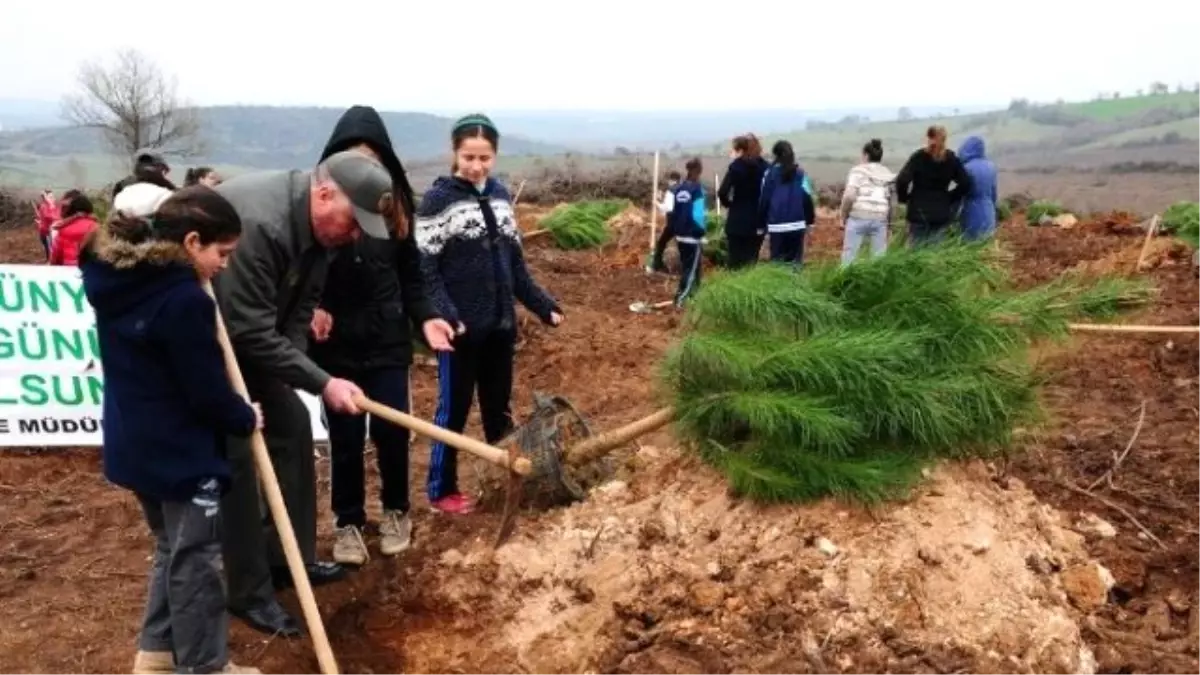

{"left": 494, "top": 440, "right": 525, "bottom": 548}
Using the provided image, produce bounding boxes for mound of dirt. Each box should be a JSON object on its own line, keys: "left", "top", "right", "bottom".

{"left": 417, "top": 451, "right": 1102, "bottom": 674}
{"left": 1071, "top": 237, "right": 1192, "bottom": 277}
{"left": 1076, "top": 211, "right": 1147, "bottom": 236}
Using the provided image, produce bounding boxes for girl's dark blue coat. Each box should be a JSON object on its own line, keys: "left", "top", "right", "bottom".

{"left": 79, "top": 222, "right": 255, "bottom": 502}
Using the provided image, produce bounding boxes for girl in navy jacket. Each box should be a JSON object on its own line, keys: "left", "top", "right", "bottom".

{"left": 415, "top": 114, "right": 563, "bottom": 515}
{"left": 759, "top": 140, "right": 817, "bottom": 265}
{"left": 80, "top": 186, "right": 262, "bottom": 674}
{"left": 666, "top": 158, "right": 708, "bottom": 306}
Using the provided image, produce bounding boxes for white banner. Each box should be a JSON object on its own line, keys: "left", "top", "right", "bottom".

{"left": 0, "top": 264, "right": 328, "bottom": 447}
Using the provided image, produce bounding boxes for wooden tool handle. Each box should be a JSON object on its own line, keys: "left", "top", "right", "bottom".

{"left": 354, "top": 395, "right": 533, "bottom": 476}
{"left": 566, "top": 407, "right": 675, "bottom": 467}
{"left": 204, "top": 284, "right": 339, "bottom": 675}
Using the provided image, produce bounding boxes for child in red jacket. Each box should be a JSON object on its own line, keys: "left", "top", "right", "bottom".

{"left": 34, "top": 189, "right": 60, "bottom": 259}
{"left": 49, "top": 190, "right": 100, "bottom": 266}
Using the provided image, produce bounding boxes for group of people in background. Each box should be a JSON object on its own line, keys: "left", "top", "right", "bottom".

{"left": 68, "top": 106, "right": 560, "bottom": 674}
{"left": 650, "top": 124, "right": 1000, "bottom": 300}
{"left": 32, "top": 154, "right": 225, "bottom": 267}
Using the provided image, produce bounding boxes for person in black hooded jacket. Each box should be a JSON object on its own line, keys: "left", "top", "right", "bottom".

{"left": 717, "top": 134, "right": 770, "bottom": 268}
{"left": 305, "top": 105, "right": 457, "bottom": 567}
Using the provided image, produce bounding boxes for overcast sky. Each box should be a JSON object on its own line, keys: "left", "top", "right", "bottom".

{"left": 2, "top": 0, "right": 1196, "bottom": 113}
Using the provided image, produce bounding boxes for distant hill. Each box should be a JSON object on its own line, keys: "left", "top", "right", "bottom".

{"left": 0, "top": 105, "right": 568, "bottom": 188}
{"left": 691, "top": 92, "right": 1200, "bottom": 169}
{"left": 486, "top": 105, "right": 1000, "bottom": 151}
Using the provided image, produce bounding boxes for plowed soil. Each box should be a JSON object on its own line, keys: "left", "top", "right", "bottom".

{"left": 0, "top": 209, "right": 1196, "bottom": 674}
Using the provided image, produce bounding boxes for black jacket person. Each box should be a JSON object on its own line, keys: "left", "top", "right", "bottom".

{"left": 307, "top": 105, "right": 453, "bottom": 566}
{"left": 717, "top": 134, "right": 769, "bottom": 268}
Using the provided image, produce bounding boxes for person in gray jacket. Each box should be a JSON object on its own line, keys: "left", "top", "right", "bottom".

{"left": 211, "top": 149, "right": 392, "bottom": 637}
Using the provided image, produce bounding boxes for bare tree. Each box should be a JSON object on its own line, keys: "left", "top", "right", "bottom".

{"left": 61, "top": 48, "right": 202, "bottom": 163}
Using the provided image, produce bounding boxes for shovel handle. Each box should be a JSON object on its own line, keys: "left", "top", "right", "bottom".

{"left": 203, "top": 283, "right": 339, "bottom": 675}
{"left": 354, "top": 395, "right": 533, "bottom": 476}
{"left": 565, "top": 407, "right": 675, "bottom": 467}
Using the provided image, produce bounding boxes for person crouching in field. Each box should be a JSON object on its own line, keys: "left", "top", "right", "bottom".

{"left": 48, "top": 190, "right": 99, "bottom": 266}
{"left": 667, "top": 158, "right": 708, "bottom": 307}
{"left": 416, "top": 113, "right": 564, "bottom": 515}
{"left": 81, "top": 185, "right": 263, "bottom": 675}
{"left": 309, "top": 105, "right": 456, "bottom": 564}
{"left": 759, "top": 140, "right": 816, "bottom": 265}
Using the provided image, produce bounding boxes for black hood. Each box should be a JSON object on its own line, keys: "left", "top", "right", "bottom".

{"left": 320, "top": 105, "right": 415, "bottom": 220}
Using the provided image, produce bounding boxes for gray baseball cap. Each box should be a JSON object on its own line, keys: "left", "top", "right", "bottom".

{"left": 321, "top": 149, "right": 395, "bottom": 239}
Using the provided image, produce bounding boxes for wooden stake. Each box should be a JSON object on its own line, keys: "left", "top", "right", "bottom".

{"left": 513, "top": 179, "right": 528, "bottom": 206}
{"left": 203, "top": 283, "right": 339, "bottom": 675}
{"left": 1135, "top": 214, "right": 1161, "bottom": 272}
{"left": 714, "top": 173, "right": 722, "bottom": 218}
{"left": 648, "top": 151, "right": 660, "bottom": 265}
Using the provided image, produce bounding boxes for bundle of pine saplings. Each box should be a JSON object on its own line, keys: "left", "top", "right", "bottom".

{"left": 538, "top": 199, "right": 628, "bottom": 250}
{"left": 658, "top": 238, "right": 1153, "bottom": 504}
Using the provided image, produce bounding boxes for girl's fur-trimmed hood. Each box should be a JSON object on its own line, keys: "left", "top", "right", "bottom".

{"left": 82, "top": 218, "right": 194, "bottom": 270}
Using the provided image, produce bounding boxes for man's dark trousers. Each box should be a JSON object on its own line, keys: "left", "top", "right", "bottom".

{"left": 219, "top": 373, "right": 317, "bottom": 611}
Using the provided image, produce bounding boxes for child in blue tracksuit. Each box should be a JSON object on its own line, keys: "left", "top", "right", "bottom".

{"left": 81, "top": 186, "right": 262, "bottom": 674}
{"left": 415, "top": 114, "right": 564, "bottom": 515}
{"left": 666, "top": 158, "right": 707, "bottom": 307}
{"left": 759, "top": 140, "right": 817, "bottom": 265}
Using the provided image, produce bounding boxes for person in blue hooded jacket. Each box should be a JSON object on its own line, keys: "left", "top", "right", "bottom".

{"left": 759, "top": 140, "right": 816, "bottom": 265}
{"left": 957, "top": 135, "right": 999, "bottom": 241}
{"left": 666, "top": 157, "right": 708, "bottom": 306}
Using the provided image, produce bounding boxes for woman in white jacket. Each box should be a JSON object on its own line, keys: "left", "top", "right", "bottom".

{"left": 838, "top": 139, "right": 895, "bottom": 264}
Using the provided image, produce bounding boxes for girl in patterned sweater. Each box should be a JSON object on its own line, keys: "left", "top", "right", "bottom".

{"left": 415, "top": 114, "right": 564, "bottom": 515}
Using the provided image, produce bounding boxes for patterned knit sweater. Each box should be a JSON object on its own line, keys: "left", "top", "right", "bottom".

{"left": 415, "top": 176, "right": 560, "bottom": 336}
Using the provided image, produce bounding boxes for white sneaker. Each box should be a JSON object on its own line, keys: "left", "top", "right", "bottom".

{"left": 132, "top": 650, "right": 174, "bottom": 674}
{"left": 379, "top": 510, "right": 412, "bottom": 556}
{"left": 332, "top": 525, "right": 369, "bottom": 566}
